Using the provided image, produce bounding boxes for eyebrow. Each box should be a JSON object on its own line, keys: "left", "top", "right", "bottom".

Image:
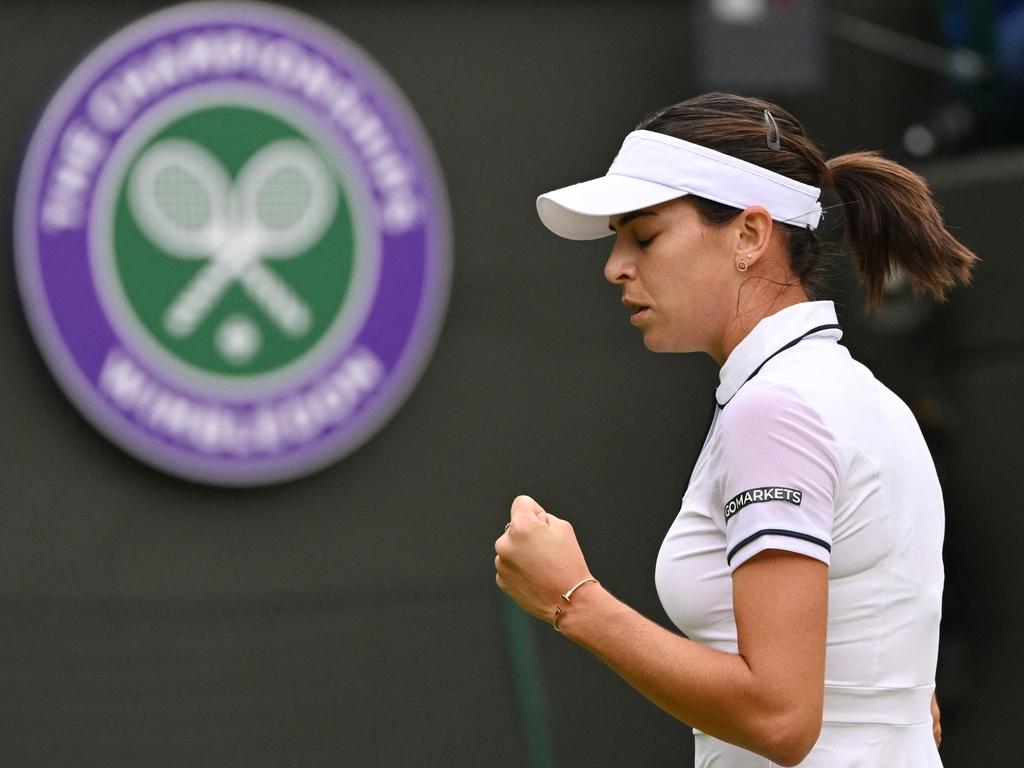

{"left": 609, "top": 210, "right": 655, "bottom": 232}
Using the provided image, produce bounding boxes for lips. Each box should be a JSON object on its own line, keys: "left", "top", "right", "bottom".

{"left": 622, "top": 298, "right": 650, "bottom": 325}
{"left": 622, "top": 298, "right": 650, "bottom": 315}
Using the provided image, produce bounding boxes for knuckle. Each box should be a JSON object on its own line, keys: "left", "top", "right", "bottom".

{"left": 512, "top": 494, "right": 541, "bottom": 516}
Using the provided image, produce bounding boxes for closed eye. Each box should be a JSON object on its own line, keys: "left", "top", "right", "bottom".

{"left": 638, "top": 236, "right": 655, "bottom": 249}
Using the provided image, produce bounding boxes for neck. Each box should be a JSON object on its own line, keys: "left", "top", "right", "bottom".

{"left": 711, "top": 283, "right": 810, "bottom": 366}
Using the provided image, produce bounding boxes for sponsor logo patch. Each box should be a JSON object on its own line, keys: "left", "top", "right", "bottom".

{"left": 15, "top": 2, "right": 451, "bottom": 485}
{"left": 724, "top": 486, "right": 803, "bottom": 523}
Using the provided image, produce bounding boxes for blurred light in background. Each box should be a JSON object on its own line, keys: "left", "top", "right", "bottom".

{"left": 698, "top": 0, "right": 826, "bottom": 92}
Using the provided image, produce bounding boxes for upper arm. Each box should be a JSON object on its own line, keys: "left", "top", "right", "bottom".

{"left": 732, "top": 549, "right": 828, "bottom": 762}
{"left": 716, "top": 383, "right": 841, "bottom": 572}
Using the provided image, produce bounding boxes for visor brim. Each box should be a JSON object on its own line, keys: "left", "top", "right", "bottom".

{"left": 536, "top": 175, "right": 688, "bottom": 241}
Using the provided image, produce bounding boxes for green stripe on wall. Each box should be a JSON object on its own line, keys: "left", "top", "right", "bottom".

{"left": 501, "top": 595, "right": 558, "bottom": 768}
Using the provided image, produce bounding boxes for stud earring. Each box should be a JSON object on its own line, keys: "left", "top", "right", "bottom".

{"left": 735, "top": 257, "right": 750, "bottom": 272}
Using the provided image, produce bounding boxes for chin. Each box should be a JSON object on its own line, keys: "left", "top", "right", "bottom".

{"left": 642, "top": 330, "right": 696, "bottom": 354}
{"left": 641, "top": 333, "right": 672, "bottom": 353}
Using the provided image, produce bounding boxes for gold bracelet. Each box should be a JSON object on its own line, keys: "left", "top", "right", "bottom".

{"left": 552, "top": 605, "right": 565, "bottom": 632}
{"left": 552, "top": 577, "right": 600, "bottom": 633}
{"left": 561, "top": 577, "right": 599, "bottom": 603}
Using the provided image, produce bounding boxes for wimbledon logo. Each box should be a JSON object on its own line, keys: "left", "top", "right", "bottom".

{"left": 15, "top": 2, "right": 451, "bottom": 485}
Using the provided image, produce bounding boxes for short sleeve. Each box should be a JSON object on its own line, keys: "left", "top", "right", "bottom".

{"left": 714, "top": 383, "right": 841, "bottom": 573}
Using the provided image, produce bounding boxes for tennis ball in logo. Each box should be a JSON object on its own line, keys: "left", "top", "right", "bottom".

{"left": 112, "top": 106, "right": 355, "bottom": 376}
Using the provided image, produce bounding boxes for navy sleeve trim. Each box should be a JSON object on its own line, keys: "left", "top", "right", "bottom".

{"left": 726, "top": 528, "right": 832, "bottom": 565}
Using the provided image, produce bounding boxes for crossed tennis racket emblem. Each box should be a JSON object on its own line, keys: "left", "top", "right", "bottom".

{"left": 128, "top": 138, "right": 338, "bottom": 346}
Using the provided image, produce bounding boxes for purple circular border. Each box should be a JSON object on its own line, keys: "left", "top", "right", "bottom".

{"left": 14, "top": 2, "right": 452, "bottom": 486}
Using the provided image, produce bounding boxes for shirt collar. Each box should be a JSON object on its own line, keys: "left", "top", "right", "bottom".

{"left": 715, "top": 301, "right": 843, "bottom": 408}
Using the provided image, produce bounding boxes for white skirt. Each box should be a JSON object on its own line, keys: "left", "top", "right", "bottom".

{"left": 695, "top": 722, "right": 941, "bottom": 767}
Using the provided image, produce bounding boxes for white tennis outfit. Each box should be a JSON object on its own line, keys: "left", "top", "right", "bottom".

{"left": 655, "top": 301, "right": 944, "bottom": 767}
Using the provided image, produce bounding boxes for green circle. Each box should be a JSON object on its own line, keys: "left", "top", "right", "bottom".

{"left": 113, "top": 106, "right": 355, "bottom": 376}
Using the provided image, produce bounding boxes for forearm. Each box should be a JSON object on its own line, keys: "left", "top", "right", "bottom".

{"left": 556, "top": 584, "right": 817, "bottom": 765}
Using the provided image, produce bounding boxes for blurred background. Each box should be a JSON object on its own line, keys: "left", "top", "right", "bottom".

{"left": 2, "top": 0, "right": 1021, "bottom": 765}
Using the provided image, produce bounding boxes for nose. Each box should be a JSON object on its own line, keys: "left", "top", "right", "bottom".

{"left": 604, "top": 238, "right": 636, "bottom": 285}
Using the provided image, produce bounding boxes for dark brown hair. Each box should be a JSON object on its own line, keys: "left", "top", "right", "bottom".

{"left": 637, "top": 93, "right": 977, "bottom": 305}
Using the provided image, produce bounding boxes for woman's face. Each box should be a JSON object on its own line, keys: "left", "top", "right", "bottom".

{"left": 605, "top": 197, "right": 737, "bottom": 358}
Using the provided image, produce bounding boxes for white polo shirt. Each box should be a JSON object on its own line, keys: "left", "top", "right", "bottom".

{"left": 655, "top": 301, "right": 944, "bottom": 767}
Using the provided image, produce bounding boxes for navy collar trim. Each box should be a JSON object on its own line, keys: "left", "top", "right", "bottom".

{"left": 716, "top": 323, "right": 842, "bottom": 409}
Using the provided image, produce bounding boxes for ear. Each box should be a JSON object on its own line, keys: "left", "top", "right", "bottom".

{"left": 732, "top": 206, "right": 774, "bottom": 268}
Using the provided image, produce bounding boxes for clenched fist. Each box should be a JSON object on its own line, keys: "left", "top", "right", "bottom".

{"left": 494, "top": 495, "right": 594, "bottom": 625}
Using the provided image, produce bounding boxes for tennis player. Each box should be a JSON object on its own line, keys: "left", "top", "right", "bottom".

{"left": 494, "top": 92, "right": 975, "bottom": 767}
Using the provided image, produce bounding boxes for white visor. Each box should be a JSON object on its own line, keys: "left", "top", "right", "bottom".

{"left": 536, "top": 129, "right": 823, "bottom": 240}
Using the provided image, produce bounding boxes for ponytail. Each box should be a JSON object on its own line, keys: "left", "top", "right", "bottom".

{"left": 826, "top": 152, "right": 978, "bottom": 306}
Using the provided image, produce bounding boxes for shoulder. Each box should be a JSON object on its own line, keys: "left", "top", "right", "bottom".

{"left": 721, "top": 337, "right": 878, "bottom": 431}
{"left": 716, "top": 380, "right": 842, "bottom": 471}
{"left": 719, "top": 379, "right": 824, "bottom": 434}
